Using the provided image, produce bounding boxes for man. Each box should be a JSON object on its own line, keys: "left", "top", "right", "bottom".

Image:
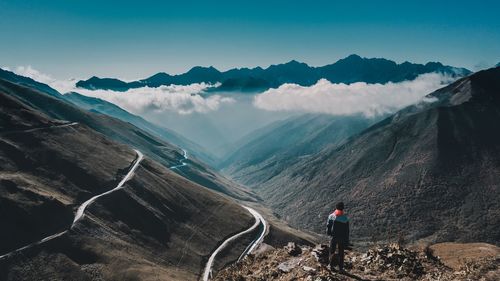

{"left": 326, "top": 202, "right": 349, "bottom": 272}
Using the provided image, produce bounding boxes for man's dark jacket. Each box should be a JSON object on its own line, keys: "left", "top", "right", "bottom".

{"left": 326, "top": 211, "right": 350, "bottom": 244}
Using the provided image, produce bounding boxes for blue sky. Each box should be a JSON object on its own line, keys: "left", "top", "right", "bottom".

{"left": 1, "top": 0, "right": 499, "bottom": 79}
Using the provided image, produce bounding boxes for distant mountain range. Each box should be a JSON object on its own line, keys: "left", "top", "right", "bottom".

{"left": 76, "top": 54, "right": 471, "bottom": 92}
{"left": 225, "top": 67, "right": 500, "bottom": 244}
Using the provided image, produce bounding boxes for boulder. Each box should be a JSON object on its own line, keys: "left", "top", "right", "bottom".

{"left": 285, "top": 242, "right": 302, "bottom": 256}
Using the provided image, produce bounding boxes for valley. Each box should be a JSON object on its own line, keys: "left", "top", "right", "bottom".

{"left": 0, "top": 72, "right": 312, "bottom": 280}
{"left": 0, "top": 61, "right": 498, "bottom": 280}
{"left": 2, "top": 2, "right": 499, "bottom": 280}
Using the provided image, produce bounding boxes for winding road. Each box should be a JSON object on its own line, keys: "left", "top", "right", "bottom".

{"left": 0, "top": 121, "right": 79, "bottom": 135}
{"left": 168, "top": 148, "right": 269, "bottom": 281}
{"left": 170, "top": 149, "right": 188, "bottom": 169}
{"left": 2, "top": 139, "right": 267, "bottom": 281}
{"left": 0, "top": 149, "right": 144, "bottom": 260}
{"left": 202, "top": 206, "right": 268, "bottom": 281}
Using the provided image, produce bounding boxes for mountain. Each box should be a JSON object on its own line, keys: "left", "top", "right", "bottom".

{"left": 316, "top": 55, "right": 470, "bottom": 84}
{"left": 0, "top": 77, "right": 254, "bottom": 201}
{"left": 0, "top": 81, "right": 258, "bottom": 280}
{"left": 75, "top": 76, "right": 131, "bottom": 91}
{"left": 220, "top": 114, "right": 379, "bottom": 186}
{"left": 63, "top": 92, "right": 218, "bottom": 166}
{"left": 77, "top": 66, "right": 224, "bottom": 90}
{"left": 75, "top": 55, "right": 471, "bottom": 92}
{"left": 0, "top": 68, "right": 60, "bottom": 97}
{"left": 246, "top": 68, "right": 500, "bottom": 245}
{"left": 216, "top": 76, "right": 271, "bottom": 92}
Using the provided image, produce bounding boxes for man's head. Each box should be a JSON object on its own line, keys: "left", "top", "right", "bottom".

{"left": 336, "top": 202, "right": 344, "bottom": 211}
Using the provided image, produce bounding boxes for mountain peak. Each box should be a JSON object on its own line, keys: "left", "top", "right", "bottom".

{"left": 269, "top": 60, "right": 310, "bottom": 70}
{"left": 145, "top": 72, "right": 171, "bottom": 80}
{"left": 284, "top": 59, "right": 302, "bottom": 65}
{"left": 424, "top": 61, "right": 445, "bottom": 68}
{"left": 427, "top": 67, "right": 500, "bottom": 106}
{"left": 187, "top": 66, "right": 220, "bottom": 73}
{"left": 343, "top": 54, "right": 363, "bottom": 61}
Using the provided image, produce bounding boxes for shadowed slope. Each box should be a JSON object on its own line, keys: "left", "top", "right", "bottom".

{"left": 254, "top": 68, "right": 500, "bottom": 244}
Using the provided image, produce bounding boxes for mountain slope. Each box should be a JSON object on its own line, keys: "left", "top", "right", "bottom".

{"left": 75, "top": 55, "right": 471, "bottom": 92}
{"left": 0, "top": 68, "right": 60, "bottom": 97}
{"left": 0, "top": 87, "right": 257, "bottom": 280}
{"left": 63, "top": 92, "right": 218, "bottom": 166}
{"left": 221, "top": 114, "right": 379, "bottom": 186}
{"left": 253, "top": 67, "right": 500, "bottom": 244}
{"left": 0, "top": 78, "right": 254, "bottom": 201}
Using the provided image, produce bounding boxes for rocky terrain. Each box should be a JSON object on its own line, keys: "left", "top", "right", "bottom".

{"left": 243, "top": 67, "right": 500, "bottom": 245}
{"left": 215, "top": 242, "right": 499, "bottom": 281}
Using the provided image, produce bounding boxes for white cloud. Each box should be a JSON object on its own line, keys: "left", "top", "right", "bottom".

{"left": 7, "top": 65, "right": 233, "bottom": 115}
{"left": 8, "top": 65, "right": 76, "bottom": 94}
{"left": 253, "top": 73, "right": 454, "bottom": 117}
{"left": 74, "top": 85, "right": 234, "bottom": 115}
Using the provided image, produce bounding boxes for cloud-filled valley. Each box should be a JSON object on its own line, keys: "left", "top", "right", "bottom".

{"left": 253, "top": 73, "right": 454, "bottom": 117}
{"left": 9, "top": 65, "right": 457, "bottom": 118}
{"left": 5, "top": 65, "right": 459, "bottom": 152}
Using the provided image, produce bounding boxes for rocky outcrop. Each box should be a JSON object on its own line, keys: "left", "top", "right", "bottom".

{"left": 214, "top": 242, "right": 499, "bottom": 281}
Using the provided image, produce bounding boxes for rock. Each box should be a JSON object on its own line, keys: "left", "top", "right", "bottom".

{"left": 278, "top": 257, "right": 302, "bottom": 273}
{"left": 303, "top": 266, "right": 316, "bottom": 273}
{"left": 285, "top": 242, "right": 302, "bottom": 256}
{"left": 311, "top": 244, "right": 330, "bottom": 265}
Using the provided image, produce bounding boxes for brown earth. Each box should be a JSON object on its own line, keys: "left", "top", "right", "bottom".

{"left": 430, "top": 242, "right": 500, "bottom": 270}
{"left": 215, "top": 242, "right": 499, "bottom": 281}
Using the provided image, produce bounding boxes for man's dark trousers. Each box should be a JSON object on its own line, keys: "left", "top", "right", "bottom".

{"left": 329, "top": 238, "right": 346, "bottom": 270}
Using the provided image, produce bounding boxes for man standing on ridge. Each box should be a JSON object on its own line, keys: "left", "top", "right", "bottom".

{"left": 326, "top": 202, "right": 350, "bottom": 272}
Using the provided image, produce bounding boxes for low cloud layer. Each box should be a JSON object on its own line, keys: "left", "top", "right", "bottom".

{"left": 253, "top": 73, "right": 454, "bottom": 117}
{"left": 8, "top": 66, "right": 454, "bottom": 117}
{"left": 8, "top": 66, "right": 234, "bottom": 115}
{"left": 75, "top": 85, "right": 234, "bottom": 115}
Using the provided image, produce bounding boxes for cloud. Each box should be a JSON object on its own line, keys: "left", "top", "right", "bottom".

{"left": 74, "top": 85, "right": 234, "bottom": 115}
{"left": 7, "top": 65, "right": 77, "bottom": 93}
{"left": 7, "top": 65, "right": 233, "bottom": 115}
{"left": 253, "top": 73, "right": 454, "bottom": 117}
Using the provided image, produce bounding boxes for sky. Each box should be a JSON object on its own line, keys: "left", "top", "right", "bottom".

{"left": 1, "top": 0, "right": 499, "bottom": 80}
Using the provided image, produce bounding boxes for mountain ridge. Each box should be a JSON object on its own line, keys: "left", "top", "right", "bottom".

{"left": 75, "top": 55, "right": 471, "bottom": 92}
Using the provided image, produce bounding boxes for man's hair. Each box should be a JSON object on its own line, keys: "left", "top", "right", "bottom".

{"left": 336, "top": 202, "right": 345, "bottom": 210}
